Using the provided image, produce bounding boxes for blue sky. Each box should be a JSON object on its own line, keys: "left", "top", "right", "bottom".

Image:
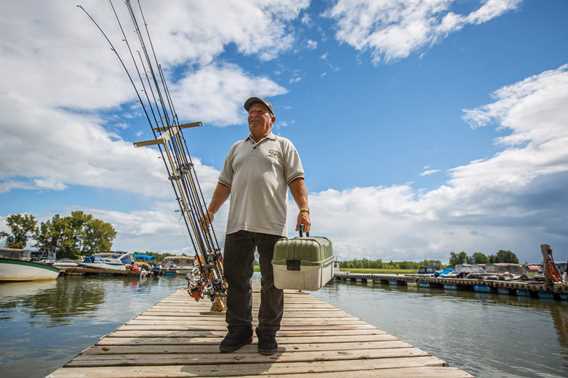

{"left": 1, "top": 0, "right": 568, "bottom": 262}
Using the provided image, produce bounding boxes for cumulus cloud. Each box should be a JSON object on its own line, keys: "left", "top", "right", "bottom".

{"left": 100, "top": 61, "right": 568, "bottom": 262}
{"left": 0, "top": 1, "right": 301, "bottom": 196}
{"left": 306, "top": 65, "right": 568, "bottom": 262}
{"left": 325, "top": 0, "right": 520, "bottom": 63}
{"left": 172, "top": 64, "right": 286, "bottom": 126}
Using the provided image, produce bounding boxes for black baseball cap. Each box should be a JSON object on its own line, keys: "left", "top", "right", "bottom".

{"left": 244, "top": 97, "right": 275, "bottom": 116}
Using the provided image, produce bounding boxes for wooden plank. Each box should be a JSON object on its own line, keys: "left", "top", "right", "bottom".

{"left": 47, "top": 288, "right": 471, "bottom": 378}
{"left": 112, "top": 328, "right": 381, "bottom": 337}
{"left": 143, "top": 311, "right": 349, "bottom": 318}
{"left": 99, "top": 334, "right": 399, "bottom": 345}
{"left": 127, "top": 319, "right": 366, "bottom": 326}
{"left": 117, "top": 324, "right": 376, "bottom": 332}
{"left": 49, "top": 356, "right": 448, "bottom": 377}
{"left": 84, "top": 341, "right": 412, "bottom": 355}
{"left": 67, "top": 348, "right": 431, "bottom": 366}
{"left": 133, "top": 315, "right": 359, "bottom": 322}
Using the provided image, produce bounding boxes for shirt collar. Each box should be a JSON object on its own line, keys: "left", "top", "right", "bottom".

{"left": 247, "top": 132, "right": 277, "bottom": 143}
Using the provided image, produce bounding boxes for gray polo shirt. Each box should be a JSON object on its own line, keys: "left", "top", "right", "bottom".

{"left": 219, "top": 132, "right": 304, "bottom": 237}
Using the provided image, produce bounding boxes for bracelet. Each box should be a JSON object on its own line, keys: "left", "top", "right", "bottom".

{"left": 299, "top": 208, "right": 310, "bottom": 214}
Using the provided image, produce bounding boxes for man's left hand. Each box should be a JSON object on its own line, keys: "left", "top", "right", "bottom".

{"left": 296, "top": 211, "right": 311, "bottom": 234}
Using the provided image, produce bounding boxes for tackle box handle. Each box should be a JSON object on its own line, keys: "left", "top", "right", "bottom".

{"left": 299, "top": 224, "right": 310, "bottom": 238}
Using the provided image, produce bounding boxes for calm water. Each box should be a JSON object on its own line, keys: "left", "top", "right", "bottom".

{"left": 313, "top": 281, "right": 568, "bottom": 377}
{"left": 0, "top": 276, "right": 567, "bottom": 377}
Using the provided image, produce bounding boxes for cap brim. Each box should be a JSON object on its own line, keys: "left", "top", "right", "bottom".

{"left": 244, "top": 97, "right": 274, "bottom": 115}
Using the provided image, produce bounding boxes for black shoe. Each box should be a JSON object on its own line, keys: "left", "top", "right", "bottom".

{"left": 219, "top": 328, "right": 253, "bottom": 353}
{"left": 256, "top": 329, "right": 278, "bottom": 355}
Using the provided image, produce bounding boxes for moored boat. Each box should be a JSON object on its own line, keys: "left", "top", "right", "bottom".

{"left": 0, "top": 248, "right": 60, "bottom": 281}
{"left": 80, "top": 251, "right": 133, "bottom": 271}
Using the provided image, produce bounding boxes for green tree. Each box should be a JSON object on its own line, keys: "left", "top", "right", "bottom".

{"left": 0, "top": 214, "right": 37, "bottom": 249}
{"left": 471, "top": 252, "right": 489, "bottom": 264}
{"left": 449, "top": 251, "right": 469, "bottom": 266}
{"left": 81, "top": 218, "right": 117, "bottom": 255}
{"left": 35, "top": 214, "right": 77, "bottom": 259}
{"left": 494, "top": 250, "right": 519, "bottom": 263}
{"left": 35, "top": 212, "right": 117, "bottom": 259}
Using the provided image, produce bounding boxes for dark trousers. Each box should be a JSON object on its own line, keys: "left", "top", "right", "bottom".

{"left": 223, "top": 230, "right": 284, "bottom": 336}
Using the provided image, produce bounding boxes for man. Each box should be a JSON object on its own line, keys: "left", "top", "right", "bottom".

{"left": 204, "top": 97, "right": 310, "bottom": 355}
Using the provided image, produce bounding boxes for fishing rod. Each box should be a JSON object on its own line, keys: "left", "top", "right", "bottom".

{"left": 77, "top": 0, "right": 226, "bottom": 310}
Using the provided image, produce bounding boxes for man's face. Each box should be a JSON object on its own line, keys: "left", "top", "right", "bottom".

{"left": 248, "top": 102, "right": 275, "bottom": 138}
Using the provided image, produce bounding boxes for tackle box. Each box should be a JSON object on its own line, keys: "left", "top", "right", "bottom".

{"left": 272, "top": 230, "right": 334, "bottom": 291}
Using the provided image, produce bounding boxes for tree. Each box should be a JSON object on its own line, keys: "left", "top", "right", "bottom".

{"left": 0, "top": 214, "right": 37, "bottom": 249}
{"left": 449, "top": 251, "right": 469, "bottom": 266}
{"left": 35, "top": 214, "right": 77, "bottom": 259}
{"left": 35, "top": 212, "right": 117, "bottom": 259}
{"left": 494, "top": 250, "right": 519, "bottom": 263}
{"left": 471, "top": 252, "right": 489, "bottom": 264}
{"left": 81, "top": 218, "right": 116, "bottom": 255}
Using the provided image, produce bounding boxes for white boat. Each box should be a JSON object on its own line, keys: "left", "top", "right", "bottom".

{"left": 161, "top": 256, "right": 194, "bottom": 274}
{"left": 80, "top": 251, "right": 133, "bottom": 271}
{"left": 52, "top": 259, "right": 80, "bottom": 269}
{"left": 0, "top": 248, "right": 60, "bottom": 281}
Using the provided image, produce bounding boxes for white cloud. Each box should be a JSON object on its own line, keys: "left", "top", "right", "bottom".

{"left": 81, "top": 63, "right": 568, "bottom": 265}
{"left": 0, "top": 1, "right": 302, "bottom": 196}
{"left": 420, "top": 169, "right": 441, "bottom": 177}
{"left": 33, "top": 179, "right": 67, "bottom": 191}
{"left": 172, "top": 64, "right": 286, "bottom": 126}
{"left": 325, "top": 0, "right": 520, "bottom": 63}
{"left": 308, "top": 65, "right": 568, "bottom": 262}
{"left": 306, "top": 39, "right": 318, "bottom": 49}
{"left": 301, "top": 13, "right": 312, "bottom": 25}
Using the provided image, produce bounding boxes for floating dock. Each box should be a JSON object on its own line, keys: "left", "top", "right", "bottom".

{"left": 47, "top": 288, "right": 472, "bottom": 377}
{"left": 335, "top": 272, "right": 568, "bottom": 300}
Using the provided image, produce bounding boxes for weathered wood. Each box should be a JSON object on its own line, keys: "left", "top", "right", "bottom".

{"left": 117, "top": 324, "right": 376, "bottom": 332}
{"left": 133, "top": 315, "right": 359, "bottom": 322}
{"left": 47, "top": 288, "right": 471, "bottom": 378}
{"left": 85, "top": 341, "right": 412, "bottom": 355}
{"left": 68, "top": 348, "right": 431, "bottom": 367}
{"left": 112, "top": 328, "right": 381, "bottom": 337}
{"left": 128, "top": 318, "right": 366, "bottom": 326}
{"left": 49, "top": 356, "right": 449, "bottom": 377}
{"left": 143, "top": 310, "right": 349, "bottom": 318}
{"left": 49, "top": 366, "right": 472, "bottom": 378}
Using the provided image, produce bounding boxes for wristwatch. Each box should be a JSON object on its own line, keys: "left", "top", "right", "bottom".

{"left": 299, "top": 208, "right": 310, "bottom": 214}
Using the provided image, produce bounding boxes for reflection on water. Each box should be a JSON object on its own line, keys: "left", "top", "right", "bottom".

{"left": 0, "top": 276, "right": 187, "bottom": 378}
{"left": 0, "top": 279, "right": 105, "bottom": 325}
{"left": 313, "top": 281, "right": 568, "bottom": 377}
{"left": 0, "top": 275, "right": 567, "bottom": 378}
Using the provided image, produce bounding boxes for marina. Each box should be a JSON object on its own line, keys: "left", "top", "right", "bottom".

{"left": 47, "top": 287, "right": 471, "bottom": 378}
{"left": 335, "top": 272, "right": 568, "bottom": 300}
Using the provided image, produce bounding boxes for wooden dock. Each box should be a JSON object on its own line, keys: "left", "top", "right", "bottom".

{"left": 47, "top": 288, "right": 472, "bottom": 377}
{"left": 335, "top": 272, "right": 568, "bottom": 300}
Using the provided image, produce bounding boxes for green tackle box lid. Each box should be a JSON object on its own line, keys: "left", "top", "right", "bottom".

{"left": 273, "top": 236, "right": 333, "bottom": 266}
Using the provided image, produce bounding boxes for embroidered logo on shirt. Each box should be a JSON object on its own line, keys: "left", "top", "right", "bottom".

{"left": 267, "top": 149, "right": 280, "bottom": 160}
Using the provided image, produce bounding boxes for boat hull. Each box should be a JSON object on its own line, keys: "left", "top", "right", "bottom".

{"left": 79, "top": 263, "right": 126, "bottom": 271}
{"left": 0, "top": 259, "right": 60, "bottom": 281}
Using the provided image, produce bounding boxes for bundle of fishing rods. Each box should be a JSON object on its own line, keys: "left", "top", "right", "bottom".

{"left": 78, "top": 0, "right": 226, "bottom": 308}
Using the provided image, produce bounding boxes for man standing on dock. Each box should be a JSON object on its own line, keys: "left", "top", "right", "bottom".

{"left": 204, "top": 97, "right": 311, "bottom": 355}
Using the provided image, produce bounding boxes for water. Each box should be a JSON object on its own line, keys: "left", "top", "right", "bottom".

{"left": 312, "top": 281, "right": 568, "bottom": 377}
{"left": 0, "top": 276, "right": 567, "bottom": 377}
{"left": 0, "top": 276, "right": 187, "bottom": 378}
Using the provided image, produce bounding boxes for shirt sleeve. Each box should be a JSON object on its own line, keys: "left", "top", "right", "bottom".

{"left": 218, "top": 142, "right": 238, "bottom": 187}
{"left": 282, "top": 139, "right": 304, "bottom": 184}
